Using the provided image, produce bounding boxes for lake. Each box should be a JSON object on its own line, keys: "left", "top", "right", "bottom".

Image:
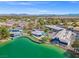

{"left": 0, "top": 36, "right": 65, "bottom": 58}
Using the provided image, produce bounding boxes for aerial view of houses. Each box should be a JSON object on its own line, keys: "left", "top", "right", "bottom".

{"left": 0, "top": 1, "right": 79, "bottom": 58}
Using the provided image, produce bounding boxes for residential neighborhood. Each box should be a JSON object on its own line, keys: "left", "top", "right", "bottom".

{"left": 0, "top": 1, "right": 79, "bottom": 58}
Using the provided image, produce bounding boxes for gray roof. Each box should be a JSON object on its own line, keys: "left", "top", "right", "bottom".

{"left": 45, "top": 25, "right": 64, "bottom": 31}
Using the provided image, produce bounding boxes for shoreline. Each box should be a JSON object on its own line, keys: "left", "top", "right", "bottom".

{"left": 17, "top": 36, "right": 42, "bottom": 44}
{"left": 21, "top": 36, "right": 66, "bottom": 51}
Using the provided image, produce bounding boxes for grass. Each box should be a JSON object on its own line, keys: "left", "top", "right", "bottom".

{"left": 0, "top": 39, "right": 12, "bottom": 47}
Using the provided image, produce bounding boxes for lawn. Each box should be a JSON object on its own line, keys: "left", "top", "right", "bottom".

{"left": 0, "top": 36, "right": 65, "bottom": 58}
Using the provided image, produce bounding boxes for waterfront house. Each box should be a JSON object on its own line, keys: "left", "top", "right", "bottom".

{"left": 51, "top": 29, "right": 76, "bottom": 48}
{"left": 32, "top": 29, "right": 45, "bottom": 37}
{"left": 9, "top": 27, "right": 23, "bottom": 38}
{"left": 45, "top": 25, "right": 64, "bottom": 38}
{"left": 31, "top": 29, "right": 45, "bottom": 40}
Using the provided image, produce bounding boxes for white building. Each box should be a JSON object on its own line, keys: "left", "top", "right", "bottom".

{"left": 31, "top": 29, "right": 45, "bottom": 39}
{"left": 51, "top": 29, "right": 76, "bottom": 48}
{"left": 9, "top": 27, "right": 23, "bottom": 39}
{"left": 32, "top": 29, "right": 45, "bottom": 37}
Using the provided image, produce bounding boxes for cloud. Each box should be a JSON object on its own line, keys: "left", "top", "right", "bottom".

{"left": 3, "top": 1, "right": 51, "bottom": 6}
{"left": 4, "top": 1, "right": 33, "bottom": 5}
{"left": 69, "top": 1, "right": 79, "bottom": 3}
{"left": 15, "top": 2, "right": 32, "bottom": 5}
{"left": 22, "top": 8, "right": 54, "bottom": 15}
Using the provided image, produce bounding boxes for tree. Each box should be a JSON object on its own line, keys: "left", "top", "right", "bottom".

{"left": 72, "top": 22, "right": 77, "bottom": 27}
{"left": 38, "top": 18, "right": 45, "bottom": 26}
{"left": 36, "top": 18, "right": 45, "bottom": 29}
{"left": 70, "top": 40, "right": 79, "bottom": 57}
{"left": 71, "top": 40, "right": 79, "bottom": 51}
{"left": 44, "top": 28, "right": 49, "bottom": 33}
{"left": 27, "top": 30, "right": 32, "bottom": 36}
{"left": 41, "top": 36, "right": 50, "bottom": 43}
{"left": 27, "top": 22, "right": 34, "bottom": 30}
{"left": 0, "top": 26, "right": 10, "bottom": 40}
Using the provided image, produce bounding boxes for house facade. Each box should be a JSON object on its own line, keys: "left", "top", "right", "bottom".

{"left": 51, "top": 29, "right": 76, "bottom": 48}
{"left": 9, "top": 27, "right": 23, "bottom": 39}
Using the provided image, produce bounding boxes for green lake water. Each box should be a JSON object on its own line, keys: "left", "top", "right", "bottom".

{"left": 0, "top": 36, "right": 65, "bottom": 58}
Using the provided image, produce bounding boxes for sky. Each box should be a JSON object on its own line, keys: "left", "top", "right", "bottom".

{"left": 0, "top": 1, "right": 79, "bottom": 15}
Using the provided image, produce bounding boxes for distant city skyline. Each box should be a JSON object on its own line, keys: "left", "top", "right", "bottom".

{"left": 0, "top": 1, "right": 79, "bottom": 15}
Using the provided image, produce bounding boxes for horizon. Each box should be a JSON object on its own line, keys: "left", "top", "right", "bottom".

{"left": 1, "top": 13, "right": 79, "bottom": 15}
{"left": 0, "top": 1, "right": 79, "bottom": 15}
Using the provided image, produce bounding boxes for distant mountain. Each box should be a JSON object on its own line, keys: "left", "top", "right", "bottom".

{"left": 0, "top": 14, "right": 79, "bottom": 17}
{"left": 66, "top": 14, "right": 79, "bottom": 16}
